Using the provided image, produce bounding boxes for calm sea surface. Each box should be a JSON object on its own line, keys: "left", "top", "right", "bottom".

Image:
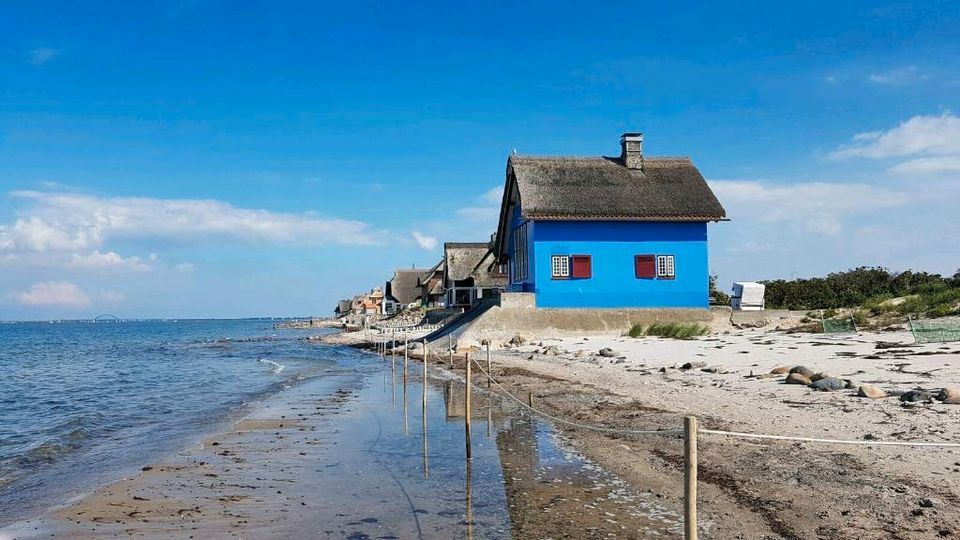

{"left": 0, "top": 319, "right": 337, "bottom": 523}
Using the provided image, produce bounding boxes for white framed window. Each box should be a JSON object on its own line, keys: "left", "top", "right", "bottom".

{"left": 551, "top": 255, "right": 569, "bottom": 279}
{"left": 656, "top": 255, "right": 675, "bottom": 279}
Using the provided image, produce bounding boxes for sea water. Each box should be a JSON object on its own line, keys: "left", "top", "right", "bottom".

{"left": 0, "top": 319, "right": 334, "bottom": 523}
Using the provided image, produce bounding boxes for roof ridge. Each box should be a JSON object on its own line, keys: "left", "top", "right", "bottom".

{"left": 511, "top": 154, "right": 692, "bottom": 162}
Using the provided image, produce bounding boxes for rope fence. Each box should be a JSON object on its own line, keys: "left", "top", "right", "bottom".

{"left": 380, "top": 335, "right": 960, "bottom": 540}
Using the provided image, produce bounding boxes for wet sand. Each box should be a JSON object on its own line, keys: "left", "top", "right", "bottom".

{"left": 4, "top": 345, "right": 689, "bottom": 539}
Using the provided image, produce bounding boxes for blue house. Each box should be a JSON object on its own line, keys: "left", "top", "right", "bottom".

{"left": 492, "top": 133, "right": 726, "bottom": 309}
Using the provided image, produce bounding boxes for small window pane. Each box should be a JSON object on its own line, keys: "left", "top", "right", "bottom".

{"left": 551, "top": 255, "right": 569, "bottom": 278}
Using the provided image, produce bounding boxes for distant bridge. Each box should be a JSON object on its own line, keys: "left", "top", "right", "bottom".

{"left": 93, "top": 314, "right": 121, "bottom": 322}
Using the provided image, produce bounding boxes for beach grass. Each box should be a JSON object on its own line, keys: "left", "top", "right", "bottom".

{"left": 629, "top": 322, "right": 709, "bottom": 339}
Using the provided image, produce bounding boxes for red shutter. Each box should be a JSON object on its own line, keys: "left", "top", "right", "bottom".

{"left": 635, "top": 255, "right": 656, "bottom": 278}
{"left": 571, "top": 255, "right": 591, "bottom": 278}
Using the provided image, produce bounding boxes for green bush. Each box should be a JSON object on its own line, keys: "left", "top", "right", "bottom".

{"left": 627, "top": 323, "right": 644, "bottom": 338}
{"left": 763, "top": 267, "right": 960, "bottom": 317}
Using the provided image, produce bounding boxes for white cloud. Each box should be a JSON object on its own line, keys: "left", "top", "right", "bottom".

{"left": 29, "top": 47, "right": 60, "bottom": 65}
{"left": 829, "top": 113, "right": 960, "bottom": 160}
{"left": 709, "top": 180, "right": 905, "bottom": 236}
{"left": 14, "top": 281, "right": 91, "bottom": 307}
{"left": 69, "top": 250, "right": 153, "bottom": 271}
{"left": 867, "top": 66, "right": 927, "bottom": 86}
{"left": 455, "top": 186, "right": 503, "bottom": 223}
{"left": 889, "top": 156, "right": 960, "bottom": 175}
{"left": 481, "top": 186, "right": 503, "bottom": 204}
{"left": 411, "top": 231, "right": 438, "bottom": 250}
{"left": 0, "top": 191, "right": 379, "bottom": 254}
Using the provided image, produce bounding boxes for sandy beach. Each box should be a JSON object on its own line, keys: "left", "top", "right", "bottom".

{"left": 464, "top": 329, "right": 960, "bottom": 539}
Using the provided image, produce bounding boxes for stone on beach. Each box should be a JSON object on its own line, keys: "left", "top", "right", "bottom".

{"left": 936, "top": 387, "right": 960, "bottom": 404}
{"left": 785, "top": 372, "right": 813, "bottom": 385}
{"left": 598, "top": 348, "right": 618, "bottom": 358}
{"left": 789, "top": 366, "right": 815, "bottom": 378}
{"left": 900, "top": 390, "right": 934, "bottom": 403}
{"left": 809, "top": 372, "right": 832, "bottom": 382}
{"left": 769, "top": 366, "right": 791, "bottom": 375}
{"left": 858, "top": 384, "right": 887, "bottom": 398}
{"left": 680, "top": 361, "right": 707, "bottom": 370}
{"left": 809, "top": 377, "right": 846, "bottom": 391}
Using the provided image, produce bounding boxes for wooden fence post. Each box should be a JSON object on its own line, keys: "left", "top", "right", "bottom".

{"left": 465, "top": 352, "right": 472, "bottom": 460}
{"left": 685, "top": 416, "right": 698, "bottom": 540}
{"left": 486, "top": 342, "right": 492, "bottom": 389}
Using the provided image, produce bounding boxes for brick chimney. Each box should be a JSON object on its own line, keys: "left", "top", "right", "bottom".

{"left": 620, "top": 132, "right": 643, "bottom": 170}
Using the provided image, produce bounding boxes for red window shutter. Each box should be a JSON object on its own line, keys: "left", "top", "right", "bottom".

{"left": 635, "top": 255, "right": 656, "bottom": 278}
{"left": 571, "top": 255, "right": 591, "bottom": 278}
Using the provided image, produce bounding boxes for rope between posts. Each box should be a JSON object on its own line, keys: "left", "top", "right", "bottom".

{"left": 466, "top": 355, "right": 681, "bottom": 437}
{"left": 413, "top": 342, "right": 960, "bottom": 448}
{"left": 699, "top": 429, "right": 960, "bottom": 448}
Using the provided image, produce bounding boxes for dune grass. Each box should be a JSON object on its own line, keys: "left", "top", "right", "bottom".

{"left": 629, "top": 322, "right": 709, "bottom": 339}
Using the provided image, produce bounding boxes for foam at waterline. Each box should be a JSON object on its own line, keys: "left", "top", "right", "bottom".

{"left": 257, "top": 358, "right": 285, "bottom": 374}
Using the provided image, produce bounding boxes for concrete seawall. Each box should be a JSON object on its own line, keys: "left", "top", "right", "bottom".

{"left": 449, "top": 293, "right": 729, "bottom": 347}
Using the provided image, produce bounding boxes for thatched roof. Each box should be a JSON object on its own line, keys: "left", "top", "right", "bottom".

{"left": 418, "top": 259, "right": 444, "bottom": 287}
{"left": 387, "top": 268, "right": 428, "bottom": 305}
{"left": 444, "top": 242, "right": 506, "bottom": 288}
{"left": 508, "top": 155, "right": 725, "bottom": 221}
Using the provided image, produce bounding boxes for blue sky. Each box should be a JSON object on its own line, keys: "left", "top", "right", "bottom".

{"left": 1, "top": 1, "right": 959, "bottom": 319}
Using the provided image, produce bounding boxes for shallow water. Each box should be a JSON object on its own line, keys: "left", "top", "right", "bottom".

{"left": 2, "top": 323, "right": 684, "bottom": 537}
{"left": 244, "top": 351, "right": 685, "bottom": 538}
{"left": 0, "top": 319, "right": 333, "bottom": 523}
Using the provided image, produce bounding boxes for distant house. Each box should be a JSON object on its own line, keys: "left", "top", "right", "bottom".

{"left": 334, "top": 299, "right": 352, "bottom": 317}
{"left": 352, "top": 288, "right": 383, "bottom": 316}
{"left": 384, "top": 268, "right": 428, "bottom": 315}
{"left": 492, "top": 133, "right": 726, "bottom": 308}
{"left": 443, "top": 242, "right": 507, "bottom": 309}
{"left": 417, "top": 260, "right": 446, "bottom": 308}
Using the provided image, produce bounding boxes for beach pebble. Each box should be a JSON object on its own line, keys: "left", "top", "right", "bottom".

{"left": 809, "top": 377, "right": 846, "bottom": 391}
{"left": 858, "top": 384, "right": 887, "bottom": 399}
{"left": 769, "top": 366, "right": 791, "bottom": 375}
{"left": 701, "top": 365, "right": 728, "bottom": 374}
{"left": 936, "top": 387, "right": 960, "bottom": 404}
{"left": 509, "top": 334, "right": 526, "bottom": 346}
{"left": 900, "top": 390, "right": 934, "bottom": 403}
{"left": 809, "top": 372, "right": 832, "bottom": 382}
{"left": 543, "top": 345, "right": 563, "bottom": 356}
{"left": 786, "top": 372, "right": 813, "bottom": 385}
{"left": 681, "top": 361, "right": 708, "bottom": 370}
{"left": 598, "top": 348, "right": 618, "bottom": 358}
{"left": 789, "top": 366, "right": 815, "bottom": 377}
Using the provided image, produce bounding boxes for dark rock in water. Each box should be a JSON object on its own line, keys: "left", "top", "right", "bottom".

{"left": 790, "top": 366, "right": 815, "bottom": 377}
{"left": 900, "top": 390, "right": 933, "bottom": 403}
{"left": 681, "top": 361, "right": 707, "bottom": 370}
{"left": 786, "top": 372, "right": 813, "bottom": 385}
{"left": 598, "top": 348, "right": 618, "bottom": 358}
{"left": 810, "top": 377, "right": 846, "bottom": 391}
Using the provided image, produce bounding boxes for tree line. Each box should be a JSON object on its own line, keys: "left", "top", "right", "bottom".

{"left": 761, "top": 267, "right": 960, "bottom": 315}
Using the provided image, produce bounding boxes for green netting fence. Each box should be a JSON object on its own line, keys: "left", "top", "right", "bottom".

{"left": 821, "top": 316, "right": 857, "bottom": 334}
{"left": 909, "top": 317, "right": 960, "bottom": 344}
